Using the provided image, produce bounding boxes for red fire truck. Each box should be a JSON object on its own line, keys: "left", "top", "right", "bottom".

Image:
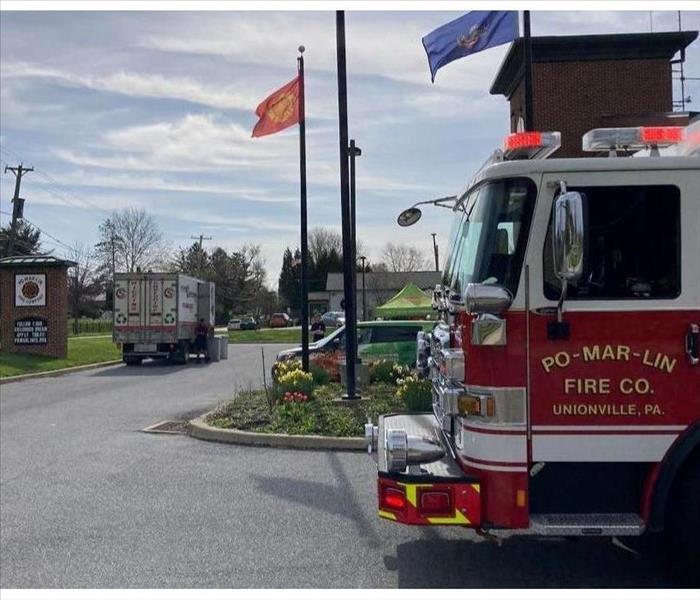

{"left": 366, "top": 123, "right": 700, "bottom": 566}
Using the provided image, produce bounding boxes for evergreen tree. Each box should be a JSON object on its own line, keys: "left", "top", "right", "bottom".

{"left": 278, "top": 247, "right": 301, "bottom": 312}
{"left": 0, "top": 221, "right": 42, "bottom": 257}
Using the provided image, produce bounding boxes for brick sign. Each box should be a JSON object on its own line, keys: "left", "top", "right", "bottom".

{"left": 14, "top": 318, "right": 48, "bottom": 345}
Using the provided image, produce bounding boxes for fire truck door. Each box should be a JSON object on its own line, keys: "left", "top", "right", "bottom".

{"left": 526, "top": 174, "right": 698, "bottom": 464}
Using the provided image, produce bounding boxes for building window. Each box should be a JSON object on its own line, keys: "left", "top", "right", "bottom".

{"left": 543, "top": 185, "right": 681, "bottom": 300}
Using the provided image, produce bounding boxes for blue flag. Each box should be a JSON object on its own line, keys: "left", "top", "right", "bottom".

{"left": 422, "top": 11, "right": 518, "bottom": 82}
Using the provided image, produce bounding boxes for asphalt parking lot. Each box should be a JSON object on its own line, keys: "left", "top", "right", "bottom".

{"left": 0, "top": 345, "right": 691, "bottom": 587}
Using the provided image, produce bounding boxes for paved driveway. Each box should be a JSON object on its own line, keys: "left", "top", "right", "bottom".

{"left": 0, "top": 344, "right": 689, "bottom": 587}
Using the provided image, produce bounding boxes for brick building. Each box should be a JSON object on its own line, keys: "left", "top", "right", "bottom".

{"left": 490, "top": 31, "right": 698, "bottom": 157}
{"left": 0, "top": 255, "right": 75, "bottom": 358}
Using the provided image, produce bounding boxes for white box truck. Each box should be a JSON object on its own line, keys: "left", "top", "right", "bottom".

{"left": 113, "top": 272, "right": 215, "bottom": 365}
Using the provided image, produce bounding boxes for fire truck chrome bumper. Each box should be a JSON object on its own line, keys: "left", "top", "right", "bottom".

{"left": 376, "top": 413, "right": 481, "bottom": 526}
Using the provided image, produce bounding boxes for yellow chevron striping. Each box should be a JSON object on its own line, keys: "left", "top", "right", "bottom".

{"left": 427, "top": 510, "right": 471, "bottom": 525}
{"left": 378, "top": 510, "right": 397, "bottom": 521}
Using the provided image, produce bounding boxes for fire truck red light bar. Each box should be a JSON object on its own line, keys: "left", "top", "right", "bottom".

{"left": 504, "top": 132, "right": 543, "bottom": 150}
{"left": 502, "top": 131, "right": 561, "bottom": 160}
{"left": 639, "top": 127, "right": 684, "bottom": 144}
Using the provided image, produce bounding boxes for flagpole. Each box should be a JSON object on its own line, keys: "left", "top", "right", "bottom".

{"left": 298, "top": 46, "right": 310, "bottom": 372}
{"left": 523, "top": 10, "right": 534, "bottom": 131}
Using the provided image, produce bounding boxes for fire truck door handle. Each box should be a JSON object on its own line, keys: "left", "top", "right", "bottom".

{"left": 686, "top": 324, "right": 699, "bottom": 366}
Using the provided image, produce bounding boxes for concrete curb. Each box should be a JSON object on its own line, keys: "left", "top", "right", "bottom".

{"left": 189, "top": 412, "right": 366, "bottom": 452}
{"left": 0, "top": 360, "right": 122, "bottom": 385}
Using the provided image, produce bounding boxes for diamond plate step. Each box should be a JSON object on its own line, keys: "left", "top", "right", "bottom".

{"left": 529, "top": 513, "right": 645, "bottom": 536}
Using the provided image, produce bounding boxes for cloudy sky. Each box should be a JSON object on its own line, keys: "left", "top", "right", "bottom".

{"left": 1, "top": 7, "right": 698, "bottom": 285}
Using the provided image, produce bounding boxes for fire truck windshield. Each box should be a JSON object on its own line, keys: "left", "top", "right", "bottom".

{"left": 445, "top": 177, "right": 536, "bottom": 298}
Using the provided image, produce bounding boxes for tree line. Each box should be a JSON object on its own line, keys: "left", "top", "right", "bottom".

{"left": 1, "top": 212, "right": 435, "bottom": 323}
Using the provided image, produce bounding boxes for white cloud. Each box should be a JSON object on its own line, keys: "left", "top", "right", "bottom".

{"left": 1, "top": 62, "right": 261, "bottom": 112}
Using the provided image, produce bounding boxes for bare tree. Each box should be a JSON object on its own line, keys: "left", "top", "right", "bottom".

{"left": 97, "top": 208, "right": 166, "bottom": 273}
{"left": 68, "top": 242, "right": 103, "bottom": 320}
{"left": 381, "top": 242, "right": 431, "bottom": 272}
{"left": 308, "top": 227, "right": 342, "bottom": 264}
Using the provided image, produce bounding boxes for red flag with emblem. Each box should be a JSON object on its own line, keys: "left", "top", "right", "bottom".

{"left": 251, "top": 76, "right": 300, "bottom": 138}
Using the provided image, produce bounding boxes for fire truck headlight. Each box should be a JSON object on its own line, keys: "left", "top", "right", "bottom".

{"left": 386, "top": 429, "right": 408, "bottom": 472}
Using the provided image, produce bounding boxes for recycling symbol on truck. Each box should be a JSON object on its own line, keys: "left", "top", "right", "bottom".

{"left": 164, "top": 313, "right": 175, "bottom": 324}
{"left": 116, "top": 313, "right": 127, "bottom": 325}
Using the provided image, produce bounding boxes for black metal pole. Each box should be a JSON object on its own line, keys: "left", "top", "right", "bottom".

{"left": 336, "top": 11, "right": 359, "bottom": 399}
{"left": 360, "top": 256, "right": 367, "bottom": 321}
{"left": 298, "top": 48, "right": 310, "bottom": 372}
{"left": 523, "top": 11, "right": 534, "bottom": 131}
{"left": 431, "top": 233, "right": 439, "bottom": 271}
{"left": 349, "top": 139, "right": 361, "bottom": 324}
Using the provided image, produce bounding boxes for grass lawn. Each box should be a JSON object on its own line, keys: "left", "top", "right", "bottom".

{"left": 0, "top": 336, "right": 121, "bottom": 379}
{"left": 227, "top": 326, "right": 337, "bottom": 344}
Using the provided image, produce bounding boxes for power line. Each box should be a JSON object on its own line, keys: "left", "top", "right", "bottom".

{"left": 1, "top": 143, "right": 107, "bottom": 214}
{"left": 1, "top": 208, "right": 74, "bottom": 254}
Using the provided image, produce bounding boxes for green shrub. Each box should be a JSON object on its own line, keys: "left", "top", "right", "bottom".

{"left": 396, "top": 375, "right": 432, "bottom": 412}
{"left": 309, "top": 362, "right": 330, "bottom": 386}
{"left": 369, "top": 360, "right": 411, "bottom": 385}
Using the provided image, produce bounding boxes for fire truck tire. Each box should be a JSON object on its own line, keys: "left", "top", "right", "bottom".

{"left": 668, "top": 456, "right": 700, "bottom": 573}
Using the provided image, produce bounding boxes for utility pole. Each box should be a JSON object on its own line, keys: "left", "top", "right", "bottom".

{"left": 191, "top": 234, "right": 212, "bottom": 273}
{"left": 430, "top": 233, "right": 439, "bottom": 272}
{"left": 4, "top": 164, "right": 33, "bottom": 256}
{"left": 191, "top": 234, "right": 212, "bottom": 249}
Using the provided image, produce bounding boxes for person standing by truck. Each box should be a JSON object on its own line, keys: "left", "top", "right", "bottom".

{"left": 310, "top": 313, "right": 326, "bottom": 343}
{"left": 194, "top": 318, "right": 209, "bottom": 363}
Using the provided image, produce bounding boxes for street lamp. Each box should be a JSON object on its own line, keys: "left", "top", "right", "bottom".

{"left": 396, "top": 195, "right": 457, "bottom": 227}
{"left": 359, "top": 255, "right": 367, "bottom": 321}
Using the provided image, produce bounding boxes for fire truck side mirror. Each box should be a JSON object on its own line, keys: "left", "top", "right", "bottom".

{"left": 553, "top": 191, "right": 586, "bottom": 283}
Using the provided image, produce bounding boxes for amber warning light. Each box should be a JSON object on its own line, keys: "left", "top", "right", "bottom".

{"left": 503, "top": 131, "right": 561, "bottom": 160}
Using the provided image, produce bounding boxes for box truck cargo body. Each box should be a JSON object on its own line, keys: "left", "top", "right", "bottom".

{"left": 113, "top": 273, "right": 215, "bottom": 365}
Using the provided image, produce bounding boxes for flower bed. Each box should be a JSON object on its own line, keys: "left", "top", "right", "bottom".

{"left": 207, "top": 358, "right": 432, "bottom": 437}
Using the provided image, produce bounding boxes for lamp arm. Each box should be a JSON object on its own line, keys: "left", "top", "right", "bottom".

{"left": 410, "top": 195, "right": 458, "bottom": 210}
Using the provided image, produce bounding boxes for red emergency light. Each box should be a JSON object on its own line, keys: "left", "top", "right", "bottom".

{"left": 380, "top": 485, "right": 406, "bottom": 512}
{"left": 419, "top": 490, "right": 452, "bottom": 516}
{"left": 639, "top": 126, "right": 684, "bottom": 145}
{"left": 583, "top": 126, "right": 685, "bottom": 153}
{"left": 503, "top": 131, "right": 561, "bottom": 160}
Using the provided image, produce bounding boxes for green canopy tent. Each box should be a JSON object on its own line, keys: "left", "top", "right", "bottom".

{"left": 374, "top": 282, "right": 436, "bottom": 320}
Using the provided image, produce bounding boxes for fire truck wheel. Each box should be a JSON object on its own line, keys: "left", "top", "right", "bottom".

{"left": 668, "top": 455, "right": 700, "bottom": 574}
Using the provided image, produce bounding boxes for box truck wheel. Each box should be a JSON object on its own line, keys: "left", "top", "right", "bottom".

{"left": 124, "top": 356, "right": 143, "bottom": 366}
{"left": 171, "top": 341, "right": 190, "bottom": 365}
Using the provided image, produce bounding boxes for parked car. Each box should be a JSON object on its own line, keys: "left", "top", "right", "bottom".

{"left": 269, "top": 313, "right": 292, "bottom": 328}
{"left": 276, "top": 320, "right": 435, "bottom": 366}
{"left": 240, "top": 316, "right": 257, "bottom": 330}
{"left": 227, "top": 319, "right": 242, "bottom": 331}
{"left": 321, "top": 311, "right": 345, "bottom": 327}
